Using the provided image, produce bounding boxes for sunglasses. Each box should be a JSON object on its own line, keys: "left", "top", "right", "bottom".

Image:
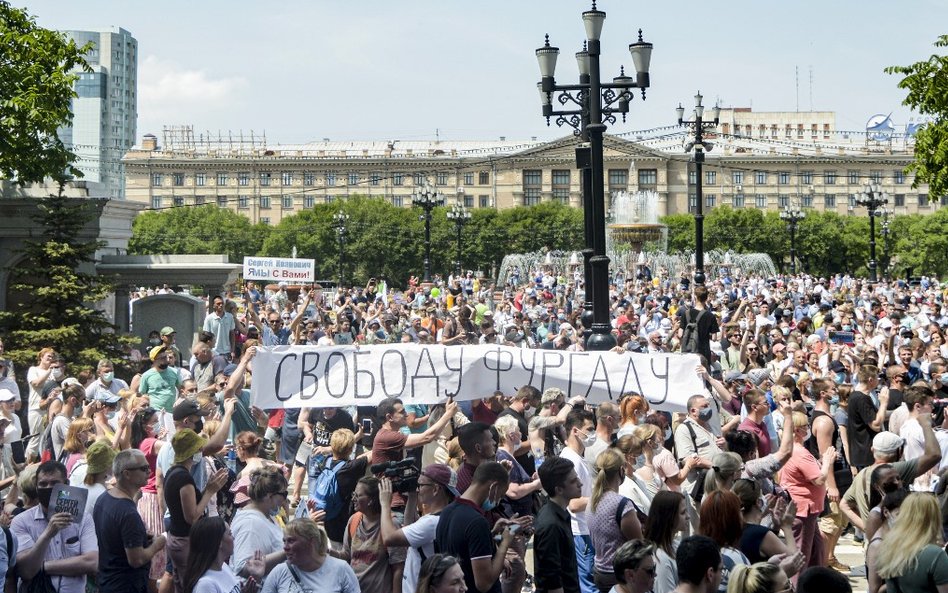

{"left": 126, "top": 465, "right": 150, "bottom": 473}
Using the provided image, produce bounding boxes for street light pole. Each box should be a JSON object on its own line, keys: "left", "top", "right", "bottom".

{"left": 412, "top": 183, "right": 444, "bottom": 283}
{"left": 880, "top": 206, "right": 891, "bottom": 280}
{"left": 446, "top": 202, "right": 471, "bottom": 278}
{"left": 536, "top": 1, "right": 653, "bottom": 351}
{"left": 331, "top": 210, "right": 350, "bottom": 287}
{"left": 677, "top": 93, "right": 719, "bottom": 286}
{"left": 780, "top": 205, "right": 804, "bottom": 275}
{"left": 855, "top": 181, "right": 889, "bottom": 282}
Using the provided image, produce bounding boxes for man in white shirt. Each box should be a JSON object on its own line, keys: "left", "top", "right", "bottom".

{"left": 560, "top": 408, "right": 597, "bottom": 593}
{"left": 203, "top": 295, "right": 237, "bottom": 360}
{"left": 84, "top": 359, "right": 129, "bottom": 401}
{"left": 899, "top": 385, "right": 936, "bottom": 490}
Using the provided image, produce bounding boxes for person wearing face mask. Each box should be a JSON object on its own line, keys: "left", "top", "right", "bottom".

{"left": 163, "top": 429, "right": 230, "bottom": 593}
{"left": 128, "top": 406, "right": 169, "bottom": 585}
{"left": 497, "top": 386, "right": 541, "bottom": 474}
{"left": 534, "top": 457, "right": 584, "bottom": 593}
{"left": 140, "top": 346, "right": 183, "bottom": 413}
{"left": 229, "top": 467, "right": 289, "bottom": 587}
{"left": 338, "top": 476, "right": 406, "bottom": 593}
{"left": 674, "top": 395, "right": 721, "bottom": 500}
{"left": 455, "top": 422, "right": 499, "bottom": 492}
{"left": 84, "top": 359, "right": 129, "bottom": 401}
{"left": 865, "top": 489, "right": 907, "bottom": 593}
{"left": 10, "top": 460, "right": 99, "bottom": 593}
{"left": 434, "top": 461, "right": 518, "bottom": 593}
{"left": 47, "top": 384, "right": 86, "bottom": 462}
{"left": 585, "top": 402, "right": 619, "bottom": 472}
{"left": 26, "top": 348, "right": 59, "bottom": 461}
{"left": 560, "top": 408, "right": 598, "bottom": 593}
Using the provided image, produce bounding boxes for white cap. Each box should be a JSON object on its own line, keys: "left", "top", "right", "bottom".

{"left": 0, "top": 389, "right": 17, "bottom": 403}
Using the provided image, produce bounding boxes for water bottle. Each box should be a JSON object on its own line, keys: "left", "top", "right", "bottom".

{"left": 225, "top": 441, "right": 237, "bottom": 473}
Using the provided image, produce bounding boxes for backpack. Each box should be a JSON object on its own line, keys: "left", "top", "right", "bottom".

{"left": 680, "top": 307, "right": 707, "bottom": 354}
{"left": 312, "top": 457, "right": 346, "bottom": 520}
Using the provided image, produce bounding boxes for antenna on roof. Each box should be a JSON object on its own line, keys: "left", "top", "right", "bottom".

{"left": 795, "top": 66, "right": 799, "bottom": 113}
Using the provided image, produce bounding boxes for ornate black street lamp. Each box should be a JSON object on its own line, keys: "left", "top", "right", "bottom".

{"left": 331, "top": 209, "right": 350, "bottom": 287}
{"left": 446, "top": 202, "right": 471, "bottom": 278}
{"left": 677, "top": 92, "right": 719, "bottom": 286}
{"left": 412, "top": 183, "right": 444, "bottom": 283}
{"left": 879, "top": 206, "right": 891, "bottom": 280}
{"left": 535, "top": 1, "right": 653, "bottom": 351}
{"left": 780, "top": 204, "right": 804, "bottom": 275}
{"left": 855, "top": 180, "right": 889, "bottom": 282}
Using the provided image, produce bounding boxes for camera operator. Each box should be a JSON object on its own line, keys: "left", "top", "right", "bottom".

{"left": 379, "top": 464, "right": 459, "bottom": 593}
{"left": 372, "top": 397, "right": 458, "bottom": 509}
{"left": 289, "top": 406, "right": 355, "bottom": 506}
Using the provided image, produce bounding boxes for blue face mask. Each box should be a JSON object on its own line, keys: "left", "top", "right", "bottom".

{"left": 782, "top": 327, "right": 791, "bottom": 336}
{"left": 481, "top": 485, "right": 498, "bottom": 512}
{"left": 940, "top": 373, "right": 948, "bottom": 385}
{"left": 829, "top": 395, "right": 840, "bottom": 406}
{"left": 834, "top": 372, "right": 846, "bottom": 385}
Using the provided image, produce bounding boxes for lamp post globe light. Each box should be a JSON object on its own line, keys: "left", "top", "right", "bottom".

{"left": 780, "top": 205, "right": 804, "bottom": 275}
{"left": 412, "top": 183, "right": 444, "bottom": 284}
{"left": 535, "top": 1, "right": 653, "bottom": 351}
{"left": 676, "top": 92, "right": 720, "bottom": 286}
{"left": 854, "top": 180, "right": 889, "bottom": 282}
{"left": 331, "top": 210, "right": 350, "bottom": 287}
{"left": 446, "top": 201, "right": 471, "bottom": 279}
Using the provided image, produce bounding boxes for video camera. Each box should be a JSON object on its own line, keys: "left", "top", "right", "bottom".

{"left": 370, "top": 458, "right": 420, "bottom": 494}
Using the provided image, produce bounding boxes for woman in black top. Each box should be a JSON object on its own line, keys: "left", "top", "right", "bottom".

{"left": 732, "top": 478, "right": 798, "bottom": 564}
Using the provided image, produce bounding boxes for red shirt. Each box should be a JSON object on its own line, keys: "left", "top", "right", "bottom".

{"left": 738, "top": 417, "right": 771, "bottom": 459}
{"left": 779, "top": 443, "right": 826, "bottom": 517}
{"left": 371, "top": 428, "right": 408, "bottom": 508}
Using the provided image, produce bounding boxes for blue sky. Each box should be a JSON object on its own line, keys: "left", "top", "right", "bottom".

{"left": 20, "top": 0, "right": 948, "bottom": 144}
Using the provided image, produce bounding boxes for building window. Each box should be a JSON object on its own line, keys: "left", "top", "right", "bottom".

{"left": 464, "top": 195, "right": 474, "bottom": 208}
{"left": 802, "top": 194, "right": 813, "bottom": 208}
{"left": 733, "top": 194, "right": 745, "bottom": 208}
{"left": 479, "top": 171, "right": 490, "bottom": 185}
{"left": 608, "top": 169, "right": 628, "bottom": 189}
{"left": 238, "top": 196, "right": 249, "bottom": 209}
{"left": 392, "top": 196, "right": 404, "bottom": 207}
{"left": 370, "top": 173, "right": 381, "bottom": 186}
{"left": 282, "top": 195, "right": 293, "bottom": 209}
{"left": 282, "top": 172, "right": 293, "bottom": 186}
{"left": 778, "top": 195, "right": 789, "bottom": 209}
{"left": 755, "top": 171, "right": 767, "bottom": 185}
{"left": 194, "top": 195, "right": 205, "bottom": 205}
{"left": 552, "top": 170, "right": 571, "bottom": 186}
{"left": 326, "top": 171, "right": 336, "bottom": 186}
{"left": 172, "top": 173, "right": 184, "bottom": 186}
{"left": 849, "top": 194, "right": 856, "bottom": 208}
{"left": 918, "top": 194, "right": 928, "bottom": 206}
{"left": 151, "top": 196, "right": 161, "bottom": 209}
{"left": 755, "top": 194, "right": 767, "bottom": 208}
{"left": 732, "top": 171, "right": 744, "bottom": 185}
{"left": 479, "top": 195, "right": 490, "bottom": 208}
{"left": 688, "top": 170, "right": 697, "bottom": 185}
{"left": 870, "top": 170, "right": 883, "bottom": 184}
{"left": 894, "top": 170, "right": 906, "bottom": 184}
{"left": 801, "top": 171, "right": 813, "bottom": 185}
{"left": 436, "top": 172, "right": 448, "bottom": 186}
{"left": 523, "top": 189, "right": 541, "bottom": 206}
{"left": 217, "top": 196, "right": 227, "bottom": 207}
{"left": 638, "top": 169, "right": 658, "bottom": 186}
{"left": 938, "top": 195, "right": 946, "bottom": 206}
{"left": 523, "top": 169, "right": 542, "bottom": 187}
{"left": 778, "top": 172, "right": 790, "bottom": 185}
{"left": 303, "top": 172, "right": 315, "bottom": 186}
{"left": 173, "top": 196, "right": 184, "bottom": 207}
{"left": 688, "top": 193, "right": 697, "bottom": 213}
{"left": 195, "top": 173, "right": 206, "bottom": 187}
{"left": 824, "top": 171, "right": 836, "bottom": 185}
{"left": 464, "top": 172, "right": 474, "bottom": 186}
{"left": 348, "top": 172, "right": 359, "bottom": 186}
{"left": 151, "top": 173, "right": 163, "bottom": 186}
{"left": 825, "top": 194, "right": 836, "bottom": 208}
{"left": 217, "top": 173, "right": 227, "bottom": 186}
{"left": 848, "top": 170, "right": 859, "bottom": 185}
{"left": 553, "top": 188, "right": 570, "bottom": 204}
{"left": 413, "top": 173, "right": 426, "bottom": 186}
{"left": 705, "top": 194, "right": 716, "bottom": 208}
{"left": 705, "top": 170, "right": 716, "bottom": 185}
{"left": 260, "top": 196, "right": 271, "bottom": 209}
{"left": 261, "top": 217, "right": 270, "bottom": 225}
{"left": 326, "top": 195, "right": 335, "bottom": 203}
{"left": 260, "top": 172, "right": 272, "bottom": 186}
{"left": 393, "top": 173, "right": 403, "bottom": 186}
{"left": 894, "top": 194, "right": 905, "bottom": 207}
{"left": 304, "top": 195, "right": 315, "bottom": 208}
{"left": 238, "top": 173, "right": 250, "bottom": 186}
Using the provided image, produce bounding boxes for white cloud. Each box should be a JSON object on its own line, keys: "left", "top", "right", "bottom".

{"left": 137, "top": 55, "right": 248, "bottom": 135}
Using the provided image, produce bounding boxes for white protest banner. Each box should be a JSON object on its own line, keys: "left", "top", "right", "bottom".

{"left": 243, "top": 257, "right": 315, "bottom": 283}
{"left": 250, "top": 344, "right": 705, "bottom": 411}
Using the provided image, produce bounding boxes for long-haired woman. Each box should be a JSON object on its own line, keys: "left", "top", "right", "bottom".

{"left": 703, "top": 452, "right": 744, "bottom": 497}
{"left": 61, "top": 417, "right": 94, "bottom": 475}
{"left": 131, "top": 407, "right": 167, "bottom": 585}
{"left": 725, "top": 562, "right": 788, "bottom": 593}
{"left": 699, "top": 490, "right": 749, "bottom": 593}
{"left": 643, "top": 491, "right": 688, "bottom": 593}
{"left": 876, "top": 493, "right": 948, "bottom": 593}
{"left": 866, "top": 490, "right": 907, "bottom": 593}
{"left": 182, "top": 515, "right": 263, "bottom": 593}
{"left": 589, "top": 448, "right": 642, "bottom": 593}
{"left": 732, "top": 478, "right": 798, "bottom": 565}
{"left": 341, "top": 476, "right": 406, "bottom": 593}
{"left": 617, "top": 394, "right": 649, "bottom": 438}
{"left": 415, "top": 554, "right": 467, "bottom": 593}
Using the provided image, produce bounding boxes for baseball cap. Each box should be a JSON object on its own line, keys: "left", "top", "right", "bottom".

{"left": 160, "top": 326, "right": 176, "bottom": 337}
{"left": 94, "top": 390, "right": 122, "bottom": 405}
{"left": 173, "top": 399, "right": 210, "bottom": 422}
{"left": 723, "top": 371, "right": 746, "bottom": 383}
{"left": 0, "top": 389, "right": 16, "bottom": 403}
{"left": 149, "top": 346, "right": 167, "bottom": 361}
{"left": 222, "top": 364, "right": 239, "bottom": 377}
{"left": 421, "top": 463, "right": 460, "bottom": 497}
{"left": 872, "top": 431, "right": 904, "bottom": 455}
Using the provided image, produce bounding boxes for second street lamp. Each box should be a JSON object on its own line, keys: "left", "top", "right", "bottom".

{"left": 412, "top": 183, "right": 444, "bottom": 283}
{"left": 535, "top": 1, "right": 653, "bottom": 351}
{"left": 855, "top": 180, "right": 889, "bottom": 282}
{"left": 331, "top": 210, "right": 350, "bottom": 287}
{"left": 677, "top": 92, "right": 720, "bottom": 286}
{"left": 780, "top": 205, "right": 804, "bottom": 274}
{"left": 880, "top": 206, "right": 892, "bottom": 280}
{"left": 446, "top": 202, "right": 471, "bottom": 278}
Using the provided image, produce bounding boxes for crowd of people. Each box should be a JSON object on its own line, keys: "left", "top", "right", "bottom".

{"left": 1, "top": 268, "right": 948, "bottom": 593}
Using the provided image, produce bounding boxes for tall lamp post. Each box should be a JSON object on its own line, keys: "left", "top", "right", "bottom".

{"left": 412, "top": 183, "right": 444, "bottom": 283}
{"left": 535, "top": 1, "right": 653, "bottom": 351}
{"left": 331, "top": 210, "right": 350, "bottom": 287}
{"left": 780, "top": 204, "right": 804, "bottom": 275}
{"left": 879, "top": 206, "right": 892, "bottom": 280}
{"left": 676, "top": 92, "right": 719, "bottom": 286}
{"left": 855, "top": 180, "right": 889, "bottom": 282}
{"left": 446, "top": 202, "right": 471, "bottom": 278}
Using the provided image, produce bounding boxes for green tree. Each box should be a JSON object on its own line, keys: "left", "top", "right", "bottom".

{"left": 0, "top": 3, "right": 90, "bottom": 184}
{"left": 0, "top": 194, "right": 137, "bottom": 370}
{"left": 661, "top": 214, "right": 695, "bottom": 253}
{"left": 128, "top": 205, "right": 271, "bottom": 263}
{"left": 886, "top": 35, "right": 948, "bottom": 202}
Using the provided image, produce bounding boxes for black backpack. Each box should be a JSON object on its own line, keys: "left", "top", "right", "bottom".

{"left": 680, "top": 308, "right": 707, "bottom": 354}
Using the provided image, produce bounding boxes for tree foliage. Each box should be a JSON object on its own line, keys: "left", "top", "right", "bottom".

{"left": 0, "top": 3, "right": 90, "bottom": 184}
{"left": 886, "top": 35, "right": 948, "bottom": 202}
{"left": 0, "top": 193, "right": 137, "bottom": 371}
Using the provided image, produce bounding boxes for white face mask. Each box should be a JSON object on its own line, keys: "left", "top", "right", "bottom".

{"left": 579, "top": 430, "right": 597, "bottom": 448}
{"left": 524, "top": 406, "right": 536, "bottom": 420}
{"left": 50, "top": 368, "right": 63, "bottom": 381}
{"left": 192, "top": 451, "right": 202, "bottom": 463}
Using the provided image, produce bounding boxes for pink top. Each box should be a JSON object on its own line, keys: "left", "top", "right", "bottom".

{"left": 779, "top": 443, "right": 826, "bottom": 517}
{"left": 140, "top": 436, "right": 159, "bottom": 494}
